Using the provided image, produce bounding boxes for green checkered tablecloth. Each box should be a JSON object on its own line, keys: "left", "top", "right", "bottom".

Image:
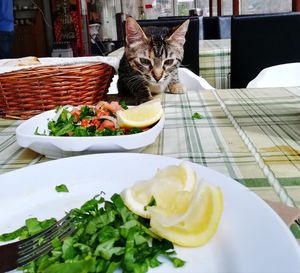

{"left": 199, "top": 39, "right": 231, "bottom": 89}
{"left": 1, "top": 87, "right": 300, "bottom": 241}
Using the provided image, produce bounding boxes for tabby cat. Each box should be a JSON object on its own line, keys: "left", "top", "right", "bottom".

{"left": 117, "top": 17, "right": 189, "bottom": 105}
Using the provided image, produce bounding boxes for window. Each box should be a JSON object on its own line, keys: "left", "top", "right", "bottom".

{"left": 240, "top": 0, "right": 292, "bottom": 14}
{"left": 222, "top": 0, "right": 232, "bottom": 15}
{"left": 177, "top": 0, "right": 194, "bottom": 15}
{"left": 92, "top": 0, "right": 294, "bottom": 42}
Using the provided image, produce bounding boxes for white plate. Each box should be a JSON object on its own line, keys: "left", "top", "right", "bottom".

{"left": 0, "top": 153, "right": 300, "bottom": 273}
{"left": 16, "top": 110, "right": 164, "bottom": 158}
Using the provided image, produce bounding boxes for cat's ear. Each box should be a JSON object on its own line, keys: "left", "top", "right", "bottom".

{"left": 125, "top": 17, "right": 148, "bottom": 45}
{"left": 167, "top": 19, "right": 190, "bottom": 47}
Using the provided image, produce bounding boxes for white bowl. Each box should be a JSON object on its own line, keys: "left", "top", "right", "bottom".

{"left": 16, "top": 109, "right": 164, "bottom": 159}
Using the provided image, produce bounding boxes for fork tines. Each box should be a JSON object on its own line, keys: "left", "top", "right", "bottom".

{"left": 0, "top": 214, "right": 75, "bottom": 273}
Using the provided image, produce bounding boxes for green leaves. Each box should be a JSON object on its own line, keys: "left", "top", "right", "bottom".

{"left": 144, "top": 195, "right": 156, "bottom": 211}
{"left": 0, "top": 226, "right": 26, "bottom": 242}
{"left": 2, "top": 193, "right": 185, "bottom": 273}
{"left": 36, "top": 105, "right": 146, "bottom": 137}
{"left": 192, "top": 112, "right": 203, "bottom": 119}
{"left": 119, "top": 100, "right": 128, "bottom": 110}
{"left": 55, "top": 184, "right": 69, "bottom": 193}
{"left": 0, "top": 217, "right": 56, "bottom": 242}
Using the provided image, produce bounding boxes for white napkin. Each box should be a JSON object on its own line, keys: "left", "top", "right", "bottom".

{"left": 0, "top": 56, "right": 120, "bottom": 75}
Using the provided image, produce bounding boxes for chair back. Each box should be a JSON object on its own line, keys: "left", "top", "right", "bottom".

{"left": 218, "top": 16, "right": 231, "bottom": 39}
{"left": 247, "top": 62, "right": 300, "bottom": 88}
{"left": 178, "top": 68, "right": 214, "bottom": 90}
{"left": 158, "top": 15, "right": 204, "bottom": 40}
{"left": 108, "top": 68, "right": 213, "bottom": 95}
{"left": 137, "top": 18, "right": 200, "bottom": 75}
{"left": 231, "top": 12, "right": 300, "bottom": 88}
{"left": 203, "top": 16, "right": 219, "bottom": 39}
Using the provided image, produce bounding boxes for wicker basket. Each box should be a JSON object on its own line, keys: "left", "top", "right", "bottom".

{"left": 0, "top": 62, "right": 114, "bottom": 119}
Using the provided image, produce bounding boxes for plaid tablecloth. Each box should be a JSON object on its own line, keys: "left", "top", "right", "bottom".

{"left": 109, "top": 39, "right": 231, "bottom": 89}
{"left": 1, "top": 86, "right": 300, "bottom": 242}
{"left": 199, "top": 39, "right": 231, "bottom": 89}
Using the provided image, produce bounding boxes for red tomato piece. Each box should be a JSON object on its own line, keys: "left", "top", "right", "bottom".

{"left": 98, "top": 119, "right": 115, "bottom": 131}
{"left": 91, "top": 119, "right": 101, "bottom": 127}
{"left": 70, "top": 109, "right": 80, "bottom": 121}
{"left": 81, "top": 118, "right": 90, "bottom": 128}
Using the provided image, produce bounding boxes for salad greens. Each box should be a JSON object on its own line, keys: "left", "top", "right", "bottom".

{"left": 35, "top": 103, "right": 143, "bottom": 137}
{"left": 0, "top": 217, "right": 56, "bottom": 242}
{"left": 55, "top": 184, "right": 69, "bottom": 193}
{"left": 192, "top": 112, "right": 202, "bottom": 120}
{"left": 0, "top": 193, "right": 185, "bottom": 273}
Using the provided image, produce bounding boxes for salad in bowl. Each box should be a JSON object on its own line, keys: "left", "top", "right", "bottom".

{"left": 16, "top": 100, "right": 164, "bottom": 158}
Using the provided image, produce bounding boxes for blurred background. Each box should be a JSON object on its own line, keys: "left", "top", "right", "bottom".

{"left": 11, "top": 0, "right": 293, "bottom": 58}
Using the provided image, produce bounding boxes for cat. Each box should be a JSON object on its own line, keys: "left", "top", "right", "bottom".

{"left": 117, "top": 17, "right": 189, "bottom": 105}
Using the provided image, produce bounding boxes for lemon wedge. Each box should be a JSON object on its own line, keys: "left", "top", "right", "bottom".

{"left": 121, "top": 163, "right": 196, "bottom": 218}
{"left": 116, "top": 100, "right": 163, "bottom": 128}
{"left": 148, "top": 182, "right": 223, "bottom": 247}
{"left": 121, "top": 163, "right": 223, "bottom": 247}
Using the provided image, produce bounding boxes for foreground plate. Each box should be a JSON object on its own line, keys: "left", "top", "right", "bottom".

{"left": 0, "top": 153, "right": 299, "bottom": 273}
{"left": 16, "top": 110, "right": 164, "bottom": 158}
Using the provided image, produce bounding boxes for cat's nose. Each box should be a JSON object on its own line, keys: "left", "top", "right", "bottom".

{"left": 152, "top": 71, "right": 163, "bottom": 82}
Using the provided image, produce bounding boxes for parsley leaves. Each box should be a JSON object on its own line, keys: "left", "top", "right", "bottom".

{"left": 192, "top": 112, "right": 203, "bottom": 119}
{"left": 1, "top": 193, "right": 185, "bottom": 273}
{"left": 55, "top": 184, "right": 69, "bottom": 193}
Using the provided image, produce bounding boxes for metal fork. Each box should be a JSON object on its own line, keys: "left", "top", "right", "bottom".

{"left": 0, "top": 215, "right": 75, "bottom": 273}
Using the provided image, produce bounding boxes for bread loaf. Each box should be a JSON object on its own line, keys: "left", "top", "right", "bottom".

{"left": 3, "top": 56, "right": 40, "bottom": 66}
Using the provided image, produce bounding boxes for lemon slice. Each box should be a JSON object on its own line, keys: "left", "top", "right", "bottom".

{"left": 121, "top": 163, "right": 223, "bottom": 247}
{"left": 116, "top": 100, "right": 163, "bottom": 128}
{"left": 120, "top": 163, "right": 197, "bottom": 218}
{"left": 148, "top": 182, "right": 223, "bottom": 247}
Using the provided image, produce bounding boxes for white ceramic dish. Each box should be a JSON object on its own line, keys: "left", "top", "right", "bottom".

{"left": 0, "top": 153, "right": 300, "bottom": 273}
{"left": 16, "top": 110, "right": 164, "bottom": 158}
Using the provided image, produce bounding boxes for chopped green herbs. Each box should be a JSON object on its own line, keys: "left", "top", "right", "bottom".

{"left": 192, "top": 112, "right": 203, "bottom": 119}
{"left": 119, "top": 100, "right": 128, "bottom": 110}
{"left": 34, "top": 105, "right": 146, "bottom": 137}
{"left": 55, "top": 184, "right": 69, "bottom": 193}
{"left": 0, "top": 217, "right": 56, "bottom": 242}
{"left": 144, "top": 196, "right": 157, "bottom": 211}
{"left": 0, "top": 193, "right": 185, "bottom": 273}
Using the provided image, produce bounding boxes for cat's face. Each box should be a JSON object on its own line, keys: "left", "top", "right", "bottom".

{"left": 124, "top": 17, "right": 189, "bottom": 85}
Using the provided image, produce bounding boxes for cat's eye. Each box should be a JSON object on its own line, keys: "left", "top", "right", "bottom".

{"left": 139, "top": 58, "right": 151, "bottom": 65}
{"left": 164, "top": 59, "right": 174, "bottom": 66}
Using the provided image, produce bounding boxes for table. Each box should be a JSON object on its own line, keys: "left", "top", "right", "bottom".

{"left": 199, "top": 39, "right": 230, "bottom": 89}
{"left": 1, "top": 86, "right": 300, "bottom": 242}
{"left": 109, "top": 39, "right": 231, "bottom": 89}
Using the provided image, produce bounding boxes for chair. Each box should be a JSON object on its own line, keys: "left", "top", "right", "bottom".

{"left": 137, "top": 18, "right": 200, "bottom": 75}
{"left": 203, "top": 16, "right": 219, "bottom": 39}
{"left": 218, "top": 16, "right": 231, "bottom": 39}
{"left": 108, "top": 74, "right": 119, "bottom": 94}
{"left": 158, "top": 15, "right": 204, "bottom": 40}
{"left": 108, "top": 67, "right": 213, "bottom": 95}
{"left": 231, "top": 12, "right": 300, "bottom": 88}
{"left": 178, "top": 67, "right": 214, "bottom": 90}
{"left": 247, "top": 63, "right": 300, "bottom": 88}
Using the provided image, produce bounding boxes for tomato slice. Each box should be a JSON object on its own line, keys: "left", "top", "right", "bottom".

{"left": 98, "top": 119, "right": 115, "bottom": 131}
{"left": 91, "top": 119, "right": 101, "bottom": 127}
{"left": 81, "top": 118, "right": 90, "bottom": 128}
